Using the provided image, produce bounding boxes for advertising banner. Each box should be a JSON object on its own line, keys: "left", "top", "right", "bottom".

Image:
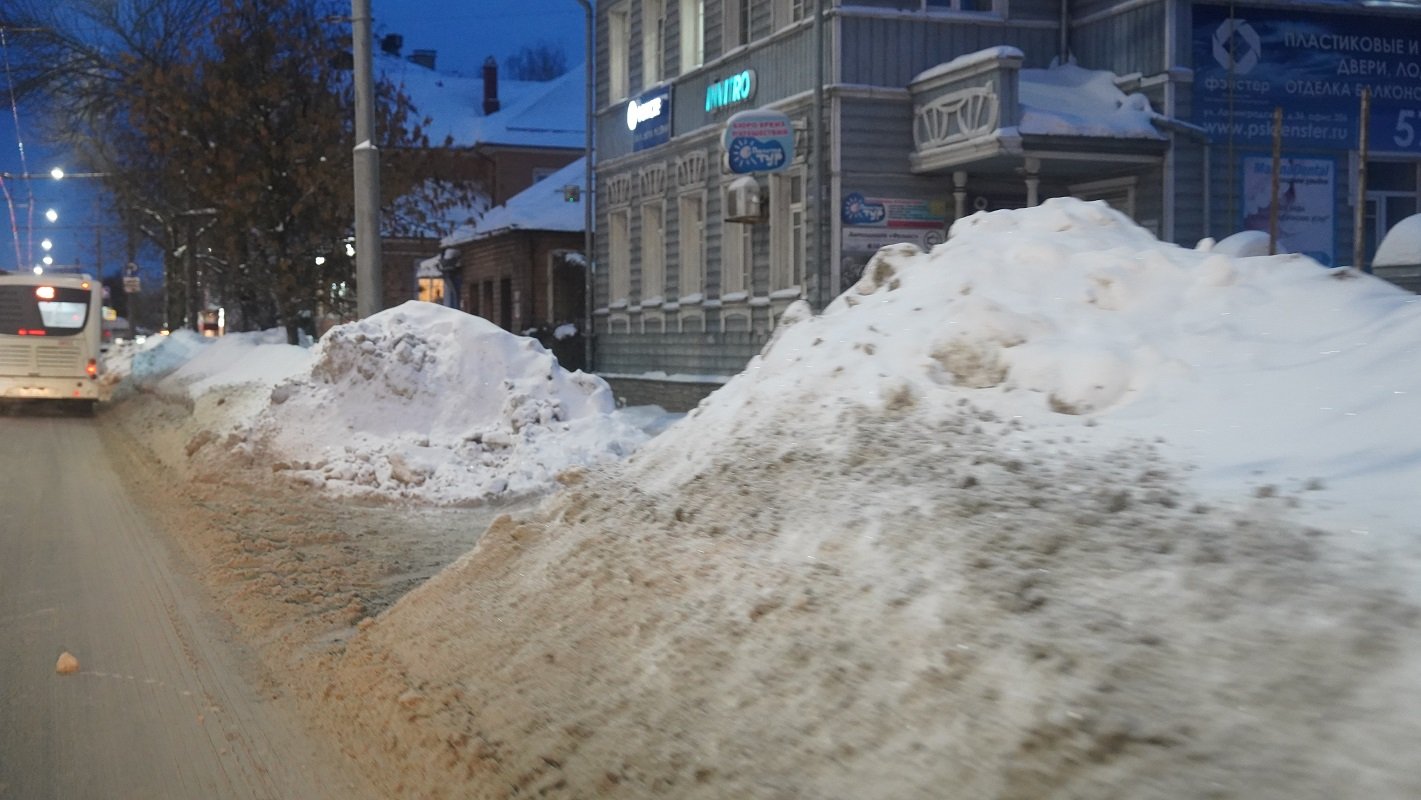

{"left": 840, "top": 193, "right": 948, "bottom": 229}
{"left": 1193, "top": 4, "right": 1421, "bottom": 151}
{"left": 724, "top": 109, "right": 794, "bottom": 174}
{"left": 1240, "top": 156, "right": 1336, "bottom": 266}
{"left": 627, "top": 86, "right": 672, "bottom": 152}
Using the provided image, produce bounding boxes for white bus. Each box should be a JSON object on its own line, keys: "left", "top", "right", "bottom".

{"left": 0, "top": 271, "right": 104, "bottom": 414}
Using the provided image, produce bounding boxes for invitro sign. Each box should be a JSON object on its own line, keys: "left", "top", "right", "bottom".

{"left": 705, "top": 69, "right": 756, "bottom": 113}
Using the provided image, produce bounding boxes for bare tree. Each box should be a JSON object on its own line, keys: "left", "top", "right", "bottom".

{"left": 503, "top": 42, "right": 569, "bottom": 81}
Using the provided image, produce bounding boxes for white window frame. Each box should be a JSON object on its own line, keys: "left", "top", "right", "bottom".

{"left": 723, "top": 0, "right": 750, "bottom": 53}
{"left": 720, "top": 183, "right": 751, "bottom": 296}
{"left": 608, "top": 2, "right": 631, "bottom": 102}
{"left": 640, "top": 200, "right": 666, "bottom": 305}
{"left": 771, "top": 0, "right": 805, "bottom": 31}
{"left": 642, "top": 0, "right": 666, "bottom": 87}
{"left": 678, "top": 191, "right": 706, "bottom": 301}
{"left": 609, "top": 208, "right": 632, "bottom": 304}
{"left": 769, "top": 168, "right": 806, "bottom": 293}
{"left": 679, "top": 0, "right": 705, "bottom": 74}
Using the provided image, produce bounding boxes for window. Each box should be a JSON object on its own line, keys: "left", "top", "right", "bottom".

{"left": 678, "top": 192, "right": 706, "bottom": 298}
{"left": 642, "top": 0, "right": 666, "bottom": 86}
{"left": 720, "top": 185, "right": 751, "bottom": 295}
{"left": 1365, "top": 160, "right": 1421, "bottom": 263}
{"left": 0, "top": 285, "right": 91, "bottom": 335}
{"left": 679, "top": 0, "right": 704, "bottom": 74}
{"left": 770, "top": 170, "right": 806, "bottom": 292}
{"left": 772, "top": 0, "right": 805, "bottom": 31}
{"left": 923, "top": 0, "right": 1000, "bottom": 11}
{"left": 641, "top": 201, "right": 666, "bottom": 303}
{"left": 610, "top": 208, "right": 632, "bottom": 302}
{"left": 770, "top": 171, "right": 805, "bottom": 292}
{"left": 609, "top": 3, "right": 630, "bottom": 101}
{"left": 723, "top": 0, "right": 750, "bottom": 53}
{"left": 417, "top": 277, "right": 445, "bottom": 304}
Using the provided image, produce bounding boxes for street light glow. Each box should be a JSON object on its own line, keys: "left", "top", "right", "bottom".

{"left": 41, "top": 238, "right": 52, "bottom": 251}
{"left": 32, "top": 266, "right": 42, "bottom": 275}
{"left": 45, "top": 209, "right": 58, "bottom": 223}
{"left": 315, "top": 255, "right": 326, "bottom": 266}
{"left": 50, "top": 167, "right": 65, "bottom": 180}
{"left": 41, "top": 255, "right": 53, "bottom": 265}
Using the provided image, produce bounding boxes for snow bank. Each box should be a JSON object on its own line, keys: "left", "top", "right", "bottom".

{"left": 246, "top": 302, "right": 647, "bottom": 503}
{"left": 324, "top": 199, "right": 1421, "bottom": 799}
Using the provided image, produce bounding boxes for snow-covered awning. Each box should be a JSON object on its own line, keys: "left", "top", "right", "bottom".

{"left": 908, "top": 48, "right": 1169, "bottom": 177}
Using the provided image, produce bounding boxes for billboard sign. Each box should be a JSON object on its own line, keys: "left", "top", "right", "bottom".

{"left": 1193, "top": 4, "right": 1421, "bottom": 151}
{"left": 627, "top": 86, "right": 672, "bottom": 152}
{"left": 1240, "top": 156, "right": 1336, "bottom": 266}
{"left": 724, "top": 109, "right": 794, "bottom": 173}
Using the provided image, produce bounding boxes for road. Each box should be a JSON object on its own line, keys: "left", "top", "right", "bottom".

{"left": 0, "top": 409, "right": 358, "bottom": 799}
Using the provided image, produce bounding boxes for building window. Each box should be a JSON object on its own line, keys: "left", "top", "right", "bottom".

{"left": 641, "top": 201, "right": 666, "bottom": 304}
{"left": 610, "top": 208, "right": 631, "bottom": 303}
{"left": 1365, "top": 160, "right": 1421, "bottom": 263}
{"left": 723, "top": 0, "right": 751, "bottom": 53}
{"left": 642, "top": 0, "right": 666, "bottom": 86}
{"left": 720, "top": 186, "right": 751, "bottom": 295}
{"left": 679, "top": 0, "right": 704, "bottom": 74}
{"left": 678, "top": 192, "right": 706, "bottom": 299}
{"left": 609, "top": 2, "right": 630, "bottom": 101}
{"left": 770, "top": 170, "right": 805, "bottom": 292}
{"left": 417, "top": 276, "right": 445, "bottom": 304}
{"left": 923, "top": 0, "right": 1001, "bottom": 11}
{"left": 772, "top": 0, "right": 805, "bottom": 31}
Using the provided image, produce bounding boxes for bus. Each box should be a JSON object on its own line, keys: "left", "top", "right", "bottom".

{"left": 0, "top": 271, "right": 104, "bottom": 414}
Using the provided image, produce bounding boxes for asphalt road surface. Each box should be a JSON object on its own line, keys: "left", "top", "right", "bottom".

{"left": 0, "top": 408, "right": 355, "bottom": 799}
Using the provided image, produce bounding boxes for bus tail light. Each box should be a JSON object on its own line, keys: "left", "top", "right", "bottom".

{"left": 86, "top": 358, "right": 98, "bottom": 378}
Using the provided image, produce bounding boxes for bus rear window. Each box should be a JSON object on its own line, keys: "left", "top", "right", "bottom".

{"left": 0, "top": 286, "right": 92, "bottom": 336}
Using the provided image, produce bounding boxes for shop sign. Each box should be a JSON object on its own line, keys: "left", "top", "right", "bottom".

{"left": 705, "top": 69, "right": 757, "bottom": 112}
{"left": 724, "top": 109, "right": 794, "bottom": 173}
{"left": 840, "top": 192, "right": 947, "bottom": 229}
{"left": 1193, "top": 5, "right": 1421, "bottom": 151}
{"left": 627, "top": 86, "right": 672, "bottom": 151}
{"left": 842, "top": 227, "right": 947, "bottom": 253}
{"left": 1241, "top": 156, "right": 1335, "bottom": 266}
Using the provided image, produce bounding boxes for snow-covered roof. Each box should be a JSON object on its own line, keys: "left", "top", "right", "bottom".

{"left": 442, "top": 157, "right": 586, "bottom": 247}
{"left": 1018, "top": 62, "right": 1163, "bottom": 139}
{"left": 1373, "top": 213, "right": 1421, "bottom": 266}
{"left": 384, "top": 55, "right": 584, "bottom": 150}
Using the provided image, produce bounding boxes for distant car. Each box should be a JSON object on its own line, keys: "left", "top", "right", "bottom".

{"left": 101, "top": 316, "right": 134, "bottom": 350}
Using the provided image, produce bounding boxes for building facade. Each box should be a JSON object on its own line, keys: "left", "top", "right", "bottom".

{"left": 591, "top": 0, "right": 1421, "bottom": 379}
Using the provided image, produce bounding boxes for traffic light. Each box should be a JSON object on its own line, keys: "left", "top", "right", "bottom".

{"left": 562, "top": 184, "right": 581, "bottom": 202}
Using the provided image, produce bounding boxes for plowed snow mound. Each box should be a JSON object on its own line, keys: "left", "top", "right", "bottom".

{"left": 248, "top": 302, "right": 646, "bottom": 503}
{"left": 319, "top": 201, "right": 1421, "bottom": 798}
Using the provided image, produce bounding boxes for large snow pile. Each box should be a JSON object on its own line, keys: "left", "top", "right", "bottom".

{"left": 109, "top": 303, "right": 651, "bottom": 504}
{"left": 318, "top": 199, "right": 1421, "bottom": 799}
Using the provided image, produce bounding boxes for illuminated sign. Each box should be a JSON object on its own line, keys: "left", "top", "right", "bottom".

{"left": 705, "top": 70, "right": 757, "bottom": 113}
{"left": 723, "top": 109, "right": 794, "bottom": 174}
{"left": 627, "top": 86, "right": 672, "bottom": 151}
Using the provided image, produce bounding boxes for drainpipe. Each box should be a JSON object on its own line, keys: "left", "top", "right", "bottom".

{"left": 1060, "top": 0, "right": 1069, "bottom": 64}
{"left": 574, "top": 0, "right": 595, "bottom": 372}
{"left": 813, "top": 0, "right": 828, "bottom": 308}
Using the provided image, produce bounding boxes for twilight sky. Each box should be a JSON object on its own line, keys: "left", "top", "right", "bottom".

{"left": 372, "top": 0, "right": 586, "bottom": 77}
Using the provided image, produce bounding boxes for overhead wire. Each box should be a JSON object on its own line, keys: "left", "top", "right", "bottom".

{"left": 0, "top": 27, "right": 34, "bottom": 270}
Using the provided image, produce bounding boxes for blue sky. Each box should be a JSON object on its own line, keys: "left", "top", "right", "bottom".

{"left": 0, "top": 1, "right": 585, "bottom": 277}
{"left": 373, "top": 0, "right": 585, "bottom": 77}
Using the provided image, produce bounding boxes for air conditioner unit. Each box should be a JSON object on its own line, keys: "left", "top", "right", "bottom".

{"left": 724, "top": 175, "right": 763, "bottom": 223}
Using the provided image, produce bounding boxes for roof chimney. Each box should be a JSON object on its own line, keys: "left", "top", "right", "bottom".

{"left": 408, "top": 49, "right": 436, "bottom": 70}
{"left": 380, "top": 34, "right": 403, "bottom": 57}
{"left": 482, "top": 56, "right": 500, "bottom": 115}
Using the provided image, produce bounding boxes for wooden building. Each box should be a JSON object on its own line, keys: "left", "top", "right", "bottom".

{"left": 590, "top": 0, "right": 1421, "bottom": 383}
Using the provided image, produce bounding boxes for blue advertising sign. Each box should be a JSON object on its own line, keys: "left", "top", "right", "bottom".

{"left": 723, "top": 109, "right": 794, "bottom": 173}
{"left": 1193, "top": 4, "right": 1421, "bottom": 151}
{"left": 627, "top": 86, "right": 672, "bottom": 152}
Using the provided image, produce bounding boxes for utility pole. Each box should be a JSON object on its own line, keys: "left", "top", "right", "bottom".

{"left": 352, "top": 0, "right": 383, "bottom": 318}
{"left": 574, "top": 0, "right": 594, "bottom": 371}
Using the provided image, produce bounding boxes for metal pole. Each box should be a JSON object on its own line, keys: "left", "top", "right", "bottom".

{"left": 1354, "top": 88, "right": 1371, "bottom": 272}
{"left": 352, "top": 0, "right": 383, "bottom": 318}
{"left": 575, "top": 0, "right": 595, "bottom": 372}
{"left": 1268, "top": 106, "right": 1282, "bottom": 256}
{"left": 813, "top": 0, "right": 827, "bottom": 306}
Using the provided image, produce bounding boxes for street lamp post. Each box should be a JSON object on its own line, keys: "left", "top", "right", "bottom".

{"left": 352, "top": 0, "right": 383, "bottom": 319}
